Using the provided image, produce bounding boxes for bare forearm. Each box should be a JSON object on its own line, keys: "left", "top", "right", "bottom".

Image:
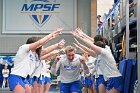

{"left": 83, "top": 34, "right": 94, "bottom": 42}
{"left": 78, "top": 42, "right": 96, "bottom": 57}
{"left": 52, "top": 61, "right": 57, "bottom": 68}
{"left": 29, "top": 35, "right": 52, "bottom": 51}
{"left": 78, "top": 46, "right": 88, "bottom": 54}
{"left": 82, "top": 63, "right": 88, "bottom": 70}
{"left": 80, "top": 37, "right": 102, "bottom": 54}
{"left": 41, "top": 43, "right": 58, "bottom": 56}
{"left": 82, "top": 63, "right": 90, "bottom": 74}
{"left": 38, "top": 35, "right": 52, "bottom": 46}
{"left": 41, "top": 50, "right": 59, "bottom": 60}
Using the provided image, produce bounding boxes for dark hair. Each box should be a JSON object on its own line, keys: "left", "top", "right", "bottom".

{"left": 94, "top": 35, "right": 103, "bottom": 42}
{"left": 103, "top": 37, "right": 109, "bottom": 45}
{"left": 26, "top": 37, "right": 41, "bottom": 44}
{"left": 26, "top": 37, "right": 42, "bottom": 58}
{"left": 94, "top": 41, "right": 105, "bottom": 48}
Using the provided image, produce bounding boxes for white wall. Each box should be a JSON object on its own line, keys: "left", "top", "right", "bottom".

{"left": 97, "top": 0, "right": 114, "bottom": 16}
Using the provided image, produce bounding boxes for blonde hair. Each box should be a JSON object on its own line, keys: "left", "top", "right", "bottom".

{"left": 65, "top": 45, "right": 76, "bottom": 54}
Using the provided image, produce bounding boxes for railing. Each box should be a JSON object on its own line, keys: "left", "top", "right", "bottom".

{"left": 96, "top": 0, "right": 121, "bottom": 33}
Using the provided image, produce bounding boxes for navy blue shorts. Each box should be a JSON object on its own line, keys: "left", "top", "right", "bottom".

{"left": 60, "top": 80, "right": 82, "bottom": 93}
{"left": 38, "top": 76, "right": 51, "bottom": 85}
{"left": 95, "top": 75, "right": 107, "bottom": 91}
{"left": 81, "top": 76, "right": 85, "bottom": 85}
{"left": 44, "top": 77, "right": 51, "bottom": 85}
{"left": 81, "top": 75, "right": 93, "bottom": 88}
{"left": 8, "top": 74, "right": 26, "bottom": 91}
{"left": 106, "top": 76, "right": 123, "bottom": 91}
{"left": 28, "top": 76, "right": 39, "bottom": 86}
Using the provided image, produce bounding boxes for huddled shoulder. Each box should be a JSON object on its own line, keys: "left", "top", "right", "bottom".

{"left": 19, "top": 44, "right": 30, "bottom": 52}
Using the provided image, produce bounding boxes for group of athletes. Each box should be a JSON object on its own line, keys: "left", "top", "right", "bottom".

{"left": 8, "top": 28, "right": 123, "bottom": 93}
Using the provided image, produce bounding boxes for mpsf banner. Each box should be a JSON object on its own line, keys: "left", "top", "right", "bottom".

{"left": 3, "top": 0, "right": 77, "bottom": 34}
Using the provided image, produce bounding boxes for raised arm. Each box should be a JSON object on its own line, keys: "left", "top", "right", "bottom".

{"left": 50, "top": 55, "right": 61, "bottom": 76}
{"left": 72, "top": 32, "right": 102, "bottom": 55}
{"left": 73, "top": 43, "right": 88, "bottom": 54}
{"left": 74, "top": 38, "right": 96, "bottom": 57}
{"left": 80, "top": 57, "right": 89, "bottom": 75}
{"left": 75, "top": 28, "right": 94, "bottom": 42}
{"left": 41, "top": 39, "right": 65, "bottom": 56}
{"left": 41, "top": 50, "right": 60, "bottom": 60}
{"left": 29, "top": 28, "right": 63, "bottom": 52}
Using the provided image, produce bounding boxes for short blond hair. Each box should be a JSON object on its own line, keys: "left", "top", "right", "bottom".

{"left": 65, "top": 45, "right": 76, "bottom": 54}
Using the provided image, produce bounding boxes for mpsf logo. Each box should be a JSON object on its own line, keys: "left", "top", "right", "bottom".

{"left": 21, "top": 0, "right": 60, "bottom": 27}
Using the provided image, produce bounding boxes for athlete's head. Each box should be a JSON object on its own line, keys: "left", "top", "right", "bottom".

{"left": 94, "top": 35, "right": 103, "bottom": 42}
{"left": 94, "top": 41, "right": 105, "bottom": 48}
{"left": 26, "top": 37, "right": 42, "bottom": 57}
{"left": 103, "top": 37, "right": 109, "bottom": 45}
{"left": 65, "top": 46, "right": 76, "bottom": 62}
